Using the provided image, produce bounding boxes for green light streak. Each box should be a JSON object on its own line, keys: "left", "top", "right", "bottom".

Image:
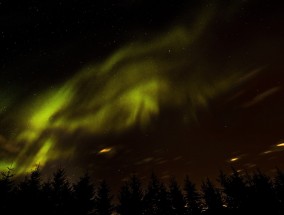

{"left": 0, "top": 2, "right": 255, "bottom": 174}
{"left": 0, "top": 161, "right": 16, "bottom": 172}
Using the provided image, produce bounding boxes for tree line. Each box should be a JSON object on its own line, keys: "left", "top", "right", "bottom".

{"left": 0, "top": 167, "right": 284, "bottom": 215}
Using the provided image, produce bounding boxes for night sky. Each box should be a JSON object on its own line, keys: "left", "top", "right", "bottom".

{"left": 1, "top": 0, "right": 284, "bottom": 190}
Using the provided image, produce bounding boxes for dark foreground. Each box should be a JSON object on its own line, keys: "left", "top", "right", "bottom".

{"left": 1, "top": 168, "right": 284, "bottom": 215}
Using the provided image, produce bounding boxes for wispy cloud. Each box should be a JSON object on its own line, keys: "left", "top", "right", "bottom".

{"left": 242, "top": 86, "right": 281, "bottom": 108}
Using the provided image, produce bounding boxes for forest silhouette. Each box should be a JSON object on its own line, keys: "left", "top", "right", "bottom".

{"left": 0, "top": 167, "right": 284, "bottom": 215}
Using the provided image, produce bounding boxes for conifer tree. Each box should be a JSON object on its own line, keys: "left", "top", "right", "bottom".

{"left": 16, "top": 167, "right": 43, "bottom": 215}
{"left": 1, "top": 165, "right": 284, "bottom": 215}
{"left": 201, "top": 178, "right": 224, "bottom": 215}
{"left": 218, "top": 170, "right": 250, "bottom": 214}
{"left": 143, "top": 174, "right": 172, "bottom": 215}
{"left": 51, "top": 168, "right": 73, "bottom": 215}
{"left": 117, "top": 175, "right": 144, "bottom": 215}
{"left": 0, "top": 168, "right": 14, "bottom": 215}
{"left": 117, "top": 182, "right": 132, "bottom": 215}
{"left": 157, "top": 182, "right": 172, "bottom": 215}
{"left": 73, "top": 173, "right": 96, "bottom": 215}
{"left": 119, "top": 175, "right": 143, "bottom": 215}
{"left": 128, "top": 175, "right": 144, "bottom": 215}
{"left": 250, "top": 170, "right": 278, "bottom": 215}
{"left": 169, "top": 177, "right": 186, "bottom": 215}
{"left": 183, "top": 176, "right": 201, "bottom": 215}
{"left": 274, "top": 168, "right": 284, "bottom": 214}
{"left": 95, "top": 180, "right": 113, "bottom": 215}
{"left": 143, "top": 174, "right": 162, "bottom": 215}
{"left": 41, "top": 179, "right": 53, "bottom": 215}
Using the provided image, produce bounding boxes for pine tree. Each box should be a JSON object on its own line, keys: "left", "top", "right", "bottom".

{"left": 218, "top": 170, "right": 250, "bottom": 214}
{"left": 95, "top": 180, "right": 113, "bottom": 215}
{"left": 117, "top": 182, "right": 132, "bottom": 215}
{"left": 274, "top": 168, "right": 284, "bottom": 214}
{"left": 73, "top": 173, "right": 96, "bottom": 215}
{"left": 41, "top": 180, "right": 53, "bottom": 215}
{"left": 183, "top": 176, "right": 201, "bottom": 215}
{"left": 143, "top": 174, "right": 162, "bottom": 215}
{"left": 249, "top": 170, "right": 278, "bottom": 215}
{"left": 143, "top": 174, "right": 172, "bottom": 215}
{"left": 169, "top": 177, "right": 186, "bottom": 215}
{"left": 16, "top": 167, "right": 43, "bottom": 215}
{"left": 0, "top": 168, "right": 15, "bottom": 215}
{"left": 117, "top": 175, "right": 144, "bottom": 215}
{"left": 129, "top": 175, "right": 144, "bottom": 215}
{"left": 201, "top": 178, "right": 224, "bottom": 215}
{"left": 50, "top": 168, "right": 73, "bottom": 215}
{"left": 157, "top": 182, "right": 172, "bottom": 215}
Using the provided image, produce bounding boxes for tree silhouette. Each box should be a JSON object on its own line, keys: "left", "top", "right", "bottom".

{"left": 201, "top": 178, "right": 224, "bottom": 215}
{"left": 143, "top": 173, "right": 161, "bottom": 215}
{"left": 249, "top": 170, "right": 278, "bottom": 215}
{"left": 143, "top": 173, "right": 172, "bottom": 215}
{"left": 183, "top": 176, "right": 201, "bottom": 215}
{"left": 95, "top": 180, "right": 113, "bottom": 215}
{"left": 73, "top": 173, "right": 96, "bottom": 215}
{"left": 0, "top": 168, "right": 14, "bottom": 215}
{"left": 117, "top": 182, "right": 132, "bottom": 215}
{"left": 218, "top": 169, "right": 250, "bottom": 214}
{"left": 169, "top": 177, "right": 186, "bottom": 215}
{"left": 41, "top": 179, "right": 53, "bottom": 215}
{"left": 50, "top": 168, "right": 73, "bottom": 215}
{"left": 15, "top": 167, "right": 43, "bottom": 215}
{"left": 117, "top": 175, "right": 144, "bottom": 215}
{"left": 157, "top": 182, "right": 172, "bottom": 215}
{"left": 129, "top": 175, "right": 144, "bottom": 215}
{"left": 1, "top": 166, "right": 284, "bottom": 215}
{"left": 274, "top": 168, "right": 284, "bottom": 214}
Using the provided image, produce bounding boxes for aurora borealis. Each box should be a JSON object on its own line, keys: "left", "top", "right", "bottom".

{"left": 1, "top": 0, "right": 284, "bottom": 188}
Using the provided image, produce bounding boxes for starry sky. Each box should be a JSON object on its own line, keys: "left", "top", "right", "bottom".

{"left": 0, "top": 0, "right": 284, "bottom": 189}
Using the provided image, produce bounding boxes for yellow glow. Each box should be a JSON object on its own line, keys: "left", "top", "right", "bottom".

{"left": 230, "top": 157, "right": 239, "bottom": 162}
{"left": 99, "top": 148, "right": 112, "bottom": 154}
{"left": 16, "top": 130, "right": 39, "bottom": 143}
{"left": 1, "top": 3, "right": 255, "bottom": 174}
{"left": 264, "top": 150, "right": 272, "bottom": 154}
{"left": 16, "top": 137, "right": 53, "bottom": 174}
{"left": 277, "top": 143, "right": 284, "bottom": 147}
{"left": 0, "top": 161, "right": 16, "bottom": 172}
{"left": 31, "top": 138, "right": 54, "bottom": 165}
{"left": 28, "top": 86, "right": 72, "bottom": 130}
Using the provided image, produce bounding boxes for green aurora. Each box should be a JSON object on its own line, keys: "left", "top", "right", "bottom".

{"left": 0, "top": 1, "right": 282, "bottom": 179}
